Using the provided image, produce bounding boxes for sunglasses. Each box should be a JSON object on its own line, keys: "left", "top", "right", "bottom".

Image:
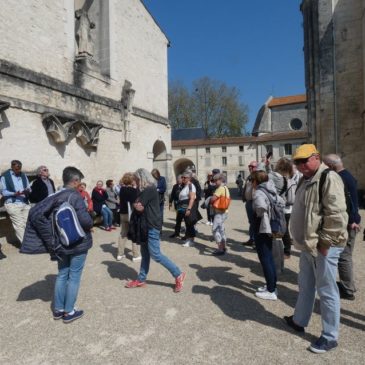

{"left": 294, "top": 157, "right": 311, "bottom": 165}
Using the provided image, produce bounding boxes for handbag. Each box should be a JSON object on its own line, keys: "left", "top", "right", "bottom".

{"left": 212, "top": 186, "right": 231, "bottom": 210}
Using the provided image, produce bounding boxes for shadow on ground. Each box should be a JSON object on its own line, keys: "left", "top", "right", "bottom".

{"left": 17, "top": 274, "right": 56, "bottom": 302}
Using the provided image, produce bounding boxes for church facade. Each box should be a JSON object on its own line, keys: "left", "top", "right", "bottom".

{"left": 0, "top": 0, "right": 172, "bottom": 187}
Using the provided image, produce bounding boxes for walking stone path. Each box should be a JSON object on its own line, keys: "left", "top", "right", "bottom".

{"left": 1, "top": 196, "right": 364, "bottom": 364}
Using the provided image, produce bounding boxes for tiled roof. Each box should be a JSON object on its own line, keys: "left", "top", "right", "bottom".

{"left": 171, "top": 131, "right": 308, "bottom": 148}
{"left": 268, "top": 94, "right": 307, "bottom": 108}
{"left": 172, "top": 128, "right": 207, "bottom": 141}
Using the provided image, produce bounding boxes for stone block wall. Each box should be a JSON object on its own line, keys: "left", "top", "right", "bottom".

{"left": 271, "top": 104, "right": 308, "bottom": 133}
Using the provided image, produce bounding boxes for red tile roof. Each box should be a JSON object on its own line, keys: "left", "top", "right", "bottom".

{"left": 171, "top": 131, "right": 308, "bottom": 148}
{"left": 268, "top": 94, "right": 307, "bottom": 108}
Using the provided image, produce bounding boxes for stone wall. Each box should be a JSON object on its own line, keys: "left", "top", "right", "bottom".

{"left": 302, "top": 0, "right": 365, "bottom": 188}
{"left": 271, "top": 104, "right": 308, "bottom": 133}
{"left": 0, "top": 0, "right": 171, "bottom": 190}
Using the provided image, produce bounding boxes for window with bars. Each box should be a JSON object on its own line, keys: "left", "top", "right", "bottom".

{"left": 222, "top": 156, "right": 227, "bottom": 166}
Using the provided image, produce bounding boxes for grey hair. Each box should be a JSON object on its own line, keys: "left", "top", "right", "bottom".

{"left": 134, "top": 168, "right": 156, "bottom": 191}
{"left": 182, "top": 170, "right": 192, "bottom": 178}
{"left": 213, "top": 173, "right": 226, "bottom": 182}
{"left": 37, "top": 165, "right": 47, "bottom": 176}
{"left": 323, "top": 154, "right": 342, "bottom": 166}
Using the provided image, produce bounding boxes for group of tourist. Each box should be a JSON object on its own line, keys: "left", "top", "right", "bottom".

{"left": 0, "top": 143, "right": 362, "bottom": 354}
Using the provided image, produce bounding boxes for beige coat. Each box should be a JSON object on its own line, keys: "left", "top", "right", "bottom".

{"left": 292, "top": 163, "right": 348, "bottom": 256}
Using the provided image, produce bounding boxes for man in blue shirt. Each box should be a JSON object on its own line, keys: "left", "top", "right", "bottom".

{"left": 323, "top": 154, "right": 361, "bottom": 300}
{"left": 0, "top": 160, "right": 31, "bottom": 243}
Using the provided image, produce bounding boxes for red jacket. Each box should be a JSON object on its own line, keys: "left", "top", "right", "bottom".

{"left": 78, "top": 189, "right": 93, "bottom": 212}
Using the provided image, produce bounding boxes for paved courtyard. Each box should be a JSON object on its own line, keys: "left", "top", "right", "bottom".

{"left": 1, "top": 196, "right": 364, "bottom": 364}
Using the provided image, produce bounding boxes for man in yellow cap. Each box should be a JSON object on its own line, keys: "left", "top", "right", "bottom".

{"left": 283, "top": 144, "right": 348, "bottom": 354}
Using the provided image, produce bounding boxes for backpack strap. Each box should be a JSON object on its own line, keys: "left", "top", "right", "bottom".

{"left": 318, "top": 168, "right": 330, "bottom": 204}
{"left": 279, "top": 177, "right": 287, "bottom": 196}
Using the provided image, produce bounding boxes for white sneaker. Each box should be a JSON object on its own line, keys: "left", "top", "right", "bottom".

{"left": 209, "top": 222, "right": 213, "bottom": 226}
{"left": 132, "top": 256, "right": 142, "bottom": 262}
{"left": 117, "top": 255, "right": 125, "bottom": 261}
{"left": 257, "top": 286, "right": 278, "bottom": 295}
{"left": 182, "top": 240, "right": 194, "bottom": 247}
{"left": 255, "top": 290, "right": 278, "bottom": 301}
{"left": 205, "top": 221, "right": 211, "bottom": 225}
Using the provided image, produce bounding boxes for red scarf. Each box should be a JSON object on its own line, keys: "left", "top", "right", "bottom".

{"left": 95, "top": 187, "right": 104, "bottom": 196}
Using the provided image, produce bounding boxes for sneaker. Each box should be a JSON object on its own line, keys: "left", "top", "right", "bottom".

{"left": 174, "top": 272, "right": 186, "bottom": 293}
{"left": 257, "top": 285, "right": 278, "bottom": 295}
{"left": 283, "top": 315, "right": 305, "bottom": 333}
{"left": 308, "top": 336, "right": 338, "bottom": 354}
{"left": 243, "top": 239, "right": 254, "bottom": 246}
{"left": 255, "top": 289, "right": 277, "bottom": 301}
{"left": 117, "top": 255, "right": 125, "bottom": 261}
{"left": 53, "top": 310, "right": 64, "bottom": 320}
{"left": 337, "top": 282, "right": 355, "bottom": 300}
{"left": 212, "top": 249, "right": 226, "bottom": 256}
{"left": 132, "top": 256, "right": 142, "bottom": 262}
{"left": 125, "top": 280, "right": 146, "bottom": 288}
{"left": 63, "top": 310, "right": 84, "bottom": 323}
{"left": 210, "top": 222, "right": 213, "bottom": 226}
{"left": 182, "top": 240, "right": 194, "bottom": 247}
{"left": 169, "top": 233, "right": 179, "bottom": 238}
{"left": 205, "top": 221, "right": 211, "bottom": 225}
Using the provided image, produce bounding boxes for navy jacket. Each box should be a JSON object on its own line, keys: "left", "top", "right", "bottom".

{"left": 21, "top": 188, "right": 93, "bottom": 257}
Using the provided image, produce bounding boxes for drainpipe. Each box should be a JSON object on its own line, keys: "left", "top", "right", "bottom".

{"left": 332, "top": 0, "right": 339, "bottom": 153}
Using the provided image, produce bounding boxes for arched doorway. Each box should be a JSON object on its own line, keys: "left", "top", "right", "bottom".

{"left": 174, "top": 158, "right": 195, "bottom": 179}
{"left": 152, "top": 140, "right": 168, "bottom": 179}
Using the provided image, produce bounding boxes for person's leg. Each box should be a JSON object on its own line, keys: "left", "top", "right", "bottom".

{"left": 137, "top": 244, "right": 150, "bottom": 282}
{"left": 245, "top": 201, "right": 255, "bottom": 241}
{"left": 64, "top": 253, "right": 87, "bottom": 313}
{"left": 118, "top": 214, "right": 129, "bottom": 257}
{"left": 282, "top": 214, "right": 292, "bottom": 257}
{"left": 255, "top": 234, "right": 276, "bottom": 292}
{"left": 338, "top": 229, "right": 357, "bottom": 296}
{"left": 293, "top": 251, "right": 316, "bottom": 327}
{"left": 54, "top": 255, "right": 71, "bottom": 312}
{"left": 101, "top": 207, "right": 108, "bottom": 229}
{"left": 5, "top": 203, "right": 28, "bottom": 243}
{"left": 316, "top": 246, "right": 343, "bottom": 341}
{"left": 148, "top": 228, "right": 181, "bottom": 278}
{"left": 160, "top": 203, "right": 164, "bottom": 223}
{"left": 184, "top": 217, "right": 196, "bottom": 239}
{"left": 107, "top": 207, "right": 113, "bottom": 227}
{"left": 174, "top": 211, "right": 183, "bottom": 235}
{"left": 212, "top": 214, "right": 223, "bottom": 247}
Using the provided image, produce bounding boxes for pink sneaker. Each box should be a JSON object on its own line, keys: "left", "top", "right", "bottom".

{"left": 125, "top": 280, "right": 146, "bottom": 288}
{"left": 174, "top": 272, "right": 186, "bottom": 293}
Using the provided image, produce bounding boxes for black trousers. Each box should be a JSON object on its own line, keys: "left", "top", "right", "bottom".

{"left": 282, "top": 213, "right": 292, "bottom": 256}
{"left": 174, "top": 210, "right": 196, "bottom": 238}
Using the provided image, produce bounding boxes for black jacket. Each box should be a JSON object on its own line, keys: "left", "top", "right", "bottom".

{"left": 169, "top": 183, "right": 182, "bottom": 204}
{"left": 29, "top": 177, "right": 55, "bottom": 203}
{"left": 21, "top": 189, "right": 93, "bottom": 257}
{"left": 91, "top": 189, "right": 108, "bottom": 214}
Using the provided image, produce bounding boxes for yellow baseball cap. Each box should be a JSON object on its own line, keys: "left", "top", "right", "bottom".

{"left": 293, "top": 144, "right": 319, "bottom": 160}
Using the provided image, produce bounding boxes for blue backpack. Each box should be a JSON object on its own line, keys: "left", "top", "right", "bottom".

{"left": 54, "top": 193, "right": 85, "bottom": 247}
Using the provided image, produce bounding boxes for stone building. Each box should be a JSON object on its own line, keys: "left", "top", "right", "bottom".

{"left": 172, "top": 94, "right": 308, "bottom": 186}
{"left": 0, "top": 0, "right": 172, "bottom": 188}
{"left": 301, "top": 0, "right": 365, "bottom": 189}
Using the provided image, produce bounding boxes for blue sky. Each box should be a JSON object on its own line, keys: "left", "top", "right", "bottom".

{"left": 143, "top": 0, "right": 305, "bottom": 132}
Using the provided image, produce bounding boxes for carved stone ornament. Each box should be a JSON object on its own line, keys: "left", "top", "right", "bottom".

{"left": 43, "top": 113, "right": 102, "bottom": 148}
{"left": 0, "top": 100, "right": 10, "bottom": 112}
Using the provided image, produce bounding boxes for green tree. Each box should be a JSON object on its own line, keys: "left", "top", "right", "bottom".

{"left": 168, "top": 77, "right": 248, "bottom": 137}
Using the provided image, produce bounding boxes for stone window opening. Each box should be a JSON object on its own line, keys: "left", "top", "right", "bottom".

{"left": 290, "top": 118, "right": 303, "bottom": 130}
{"left": 222, "top": 146, "right": 227, "bottom": 153}
{"left": 284, "top": 143, "right": 292, "bottom": 155}
{"left": 206, "top": 147, "right": 210, "bottom": 154}
{"left": 181, "top": 148, "right": 186, "bottom": 155}
{"left": 222, "top": 156, "right": 227, "bottom": 166}
{"left": 239, "top": 145, "right": 244, "bottom": 152}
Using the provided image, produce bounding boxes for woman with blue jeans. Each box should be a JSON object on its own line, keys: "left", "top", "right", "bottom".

{"left": 252, "top": 170, "right": 283, "bottom": 301}
{"left": 125, "top": 168, "right": 186, "bottom": 293}
{"left": 92, "top": 180, "right": 115, "bottom": 231}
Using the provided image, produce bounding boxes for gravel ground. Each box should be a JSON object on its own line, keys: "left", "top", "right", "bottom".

{"left": 0, "top": 197, "right": 364, "bottom": 365}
